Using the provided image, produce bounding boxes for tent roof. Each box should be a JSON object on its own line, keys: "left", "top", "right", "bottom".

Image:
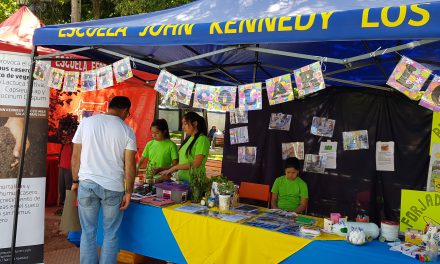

{"left": 33, "top": 0, "right": 440, "bottom": 87}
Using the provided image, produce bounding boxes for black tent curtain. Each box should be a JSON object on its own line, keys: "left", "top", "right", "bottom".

{"left": 222, "top": 86, "right": 432, "bottom": 223}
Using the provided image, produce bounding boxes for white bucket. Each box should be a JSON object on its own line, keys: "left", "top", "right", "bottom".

{"left": 219, "top": 194, "right": 231, "bottom": 211}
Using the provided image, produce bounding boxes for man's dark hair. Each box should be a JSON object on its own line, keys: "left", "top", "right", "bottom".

{"left": 109, "top": 96, "right": 131, "bottom": 110}
{"left": 284, "top": 157, "right": 301, "bottom": 171}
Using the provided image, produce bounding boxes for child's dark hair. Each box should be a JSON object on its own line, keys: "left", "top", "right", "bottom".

{"left": 180, "top": 111, "right": 208, "bottom": 156}
{"left": 109, "top": 96, "right": 131, "bottom": 110}
{"left": 284, "top": 157, "right": 301, "bottom": 171}
{"left": 151, "top": 119, "right": 170, "bottom": 139}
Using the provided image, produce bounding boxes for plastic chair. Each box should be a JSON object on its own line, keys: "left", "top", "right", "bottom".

{"left": 239, "top": 182, "right": 271, "bottom": 208}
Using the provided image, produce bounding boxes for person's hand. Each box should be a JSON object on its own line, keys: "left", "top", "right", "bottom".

{"left": 71, "top": 182, "right": 79, "bottom": 195}
{"left": 159, "top": 168, "right": 172, "bottom": 176}
{"left": 5, "top": 117, "right": 30, "bottom": 167}
{"left": 120, "top": 193, "right": 131, "bottom": 210}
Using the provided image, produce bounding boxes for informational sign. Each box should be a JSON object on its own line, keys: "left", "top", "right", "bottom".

{"left": 430, "top": 112, "right": 440, "bottom": 154}
{"left": 375, "top": 141, "right": 395, "bottom": 171}
{"left": 0, "top": 51, "right": 49, "bottom": 263}
{"left": 427, "top": 143, "right": 440, "bottom": 192}
{"left": 400, "top": 189, "right": 440, "bottom": 232}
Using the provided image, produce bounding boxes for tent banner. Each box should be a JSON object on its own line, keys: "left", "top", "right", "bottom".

{"left": 0, "top": 51, "right": 48, "bottom": 264}
{"left": 400, "top": 189, "right": 440, "bottom": 232}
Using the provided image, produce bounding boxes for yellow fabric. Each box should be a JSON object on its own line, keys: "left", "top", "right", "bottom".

{"left": 430, "top": 111, "right": 440, "bottom": 154}
{"left": 163, "top": 206, "right": 312, "bottom": 264}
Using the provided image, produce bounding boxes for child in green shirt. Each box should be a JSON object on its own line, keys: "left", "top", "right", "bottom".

{"left": 271, "top": 157, "right": 308, "bottom": 213}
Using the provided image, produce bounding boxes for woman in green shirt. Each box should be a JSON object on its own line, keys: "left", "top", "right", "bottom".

{"left": 160, "top": 112, "right": 210, "bottom": 183}
{"left": 136, "top": 119, "right": 178, "bottom": 181}
{"left": 271, "top": 157, "right": 309, "bottom": 213}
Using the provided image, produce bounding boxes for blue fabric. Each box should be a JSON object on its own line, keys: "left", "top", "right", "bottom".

{"left": 67, "top": 230, "right": 81, "bottom": 247}
{"left": 97, "top": 203, "right": 187, "bottom": 264}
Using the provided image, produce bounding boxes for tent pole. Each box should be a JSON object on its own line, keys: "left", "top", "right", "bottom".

{"left": 35, "top": 46, "right": 93, "bottom": 60}
{"left": 97, "top": 48, "right": 160, "bottom": 69}
{"left": 245, "top": 47, "right": 344, "bottom": 64}
{"left": 253, "top": 45, "right": 259, "bottom": 83}
{"left": 361, "top": 41, "right": 388, "bottom": 79}
{"left": 10, "top": 46, "right": 38, "bottom": 264}
{"left": 324, "top": 76, "right": 391, "bottom": 91}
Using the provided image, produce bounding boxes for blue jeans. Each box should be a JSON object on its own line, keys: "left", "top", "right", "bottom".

{"left": 78, "top": 180, "right": 124, "bottom": 264}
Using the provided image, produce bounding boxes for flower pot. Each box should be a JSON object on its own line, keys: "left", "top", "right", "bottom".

{"left": 219, "top": 194, "right": 231, "bottom": 211}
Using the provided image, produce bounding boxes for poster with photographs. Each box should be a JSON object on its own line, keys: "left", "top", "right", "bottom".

{"left": 282, "top": 142, "right": 304, "bottom": 160}
{"left": 265, "top": 74, "right": 294, "bottom": 105}
{"left": 386, "top": 56, "right": 432, "bottom": 100}
{"left": 376, "top": 141, "right": 395, "bottom": 171}
{"left": 238, "top": 146, "right": 257, "bottom": 164}
{"left": 311, "top": 117, "right": 335, "bottom": 137}
{"left": 81, "top": 70, "right": 97, "bottom": 91}
{"left": 212, "top": 86, "right": 236, "bottom": 111}
{"left": 269, "top": 113, "right": 292, "bottom": 131}
{"left": 154, "top": 70, "right": 177, "bottom": 96}
{"left": 303, "top": 154, "right": 327, "bottom": 174}
{"left": 230, "top": 126, "right": 249, "bottom": 145}
{"left": 230, "top": 108, "right": 248, "bottom": 124}
{"left": 238, "top": 83, "right": 262, "bottom": 111}
{"left": 172, "top": 78, "right": 195, "bottom": 106}
{"left": 343, "top": 130, "right": 369, "bottom": 150}
{"left": 319, "top": 141, "right": 337, "bottom": 169}
{"left": 419, "top": 75, "right": 440, "bottom": 112}
{"left": 48, "top": 67, "right": 65, "bottom": 90}
{"left": 33, "top": 60, "right": 50, "bottom": 81}
{"left": 193, "top": 84, "right": 215, "bottom": 110}
{"left": 294, "top": 61, "right": 325, "bottom": 97}
{"left": 427, "top": 143, "right": 440, "bottom": 192}
{"left": 113, "top": 57, "right": 133, "bottom": 83}
{"left": 63, "top": 71, "right": 80, "bottom": 92}
{"left": 97, "top": 65, "right": 114, "bottom": 89}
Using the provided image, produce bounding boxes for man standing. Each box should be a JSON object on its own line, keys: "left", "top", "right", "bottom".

{"left": 71, "top": 96, "right": 137, "bottom": 264}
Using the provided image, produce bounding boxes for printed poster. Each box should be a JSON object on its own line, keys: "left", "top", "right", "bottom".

{"left": 319, "top": 141, "right": 337, "bottom": 169}
{"left": 268, "top": 113, "right": 292, "bottom": 131}
{"left": 230, "top": 126, "right": 249, "bottom": 145}
{"left": 238, "top": 146, "right": 257, "bottom": 164}
{"left": 311, "top": 117, "right": 335, "bottom": 137}
{"left": 33, "top": 60, "right": 50, "bottom": 81}
{"left": 48, "top": 67, "right": 64, "bottom": 90}
{"left": 387, "top": 56, "right": 432, "bottom": 100}
{"left": 419, "top": 75, "right": 440, "bottom": 112}
{"left": 427, "top": 143, "right": 440, "bottom": 192}
{"left": 113, "top": 57, "right": 133, "bottom": 83}
{"left": 281, "top": 142, "right": 304, "bottom": 160}
{"left": 211, "top": 86, "right": 236, "bottom": 111}
{"left": 81, "top": 70, "right": 97, "bottom": 92}
{"left": 172, "top": 78, "right": 194, "bottom": 106}
{"left": 96, "top": 65, "right": 114, "bottom": 89}
{"left": 400, "top": 190, "right": 440, "bottom": 232}
{"left": 193, "top": 84, "right": 215, "bottom": 109}
{"left": 63, "top": 71, "right": 80, "bottom": 92}
{"left": 303, "top": 154, "right": 327, "bottom": 174}
{"left": 230, "top": 108, "right": 248, "bottom": 124}
{"left": 154, "top": 70, "right": 177, "bottom": 96}
{"left": 265, "top": 74, "right": 294, "bottom": 105}
{"left": 376, "top": 141, "right": 395, "bottom": 171}
{"left": 238, "top": 83, "right": 262, "bottom": 111}
{"left": 294, "top": 62, "right": 325, "bottom": 97}
{"left": 343, "top": 130, "right": 369, "bottom": 150}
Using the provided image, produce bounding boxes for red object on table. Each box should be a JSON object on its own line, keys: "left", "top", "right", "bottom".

{"left": 46, "top": 155, "right": 59, "bottom": 206}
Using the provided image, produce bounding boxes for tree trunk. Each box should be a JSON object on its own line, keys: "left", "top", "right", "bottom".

{"left": 71, "top": 0, "right": 81, "bottom": 22}
{"left": 92, "top": 0, "right": 100, "bottom": 19}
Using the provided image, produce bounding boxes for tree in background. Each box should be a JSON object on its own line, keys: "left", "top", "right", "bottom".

{"left": 0, "top": 0, "right": 18, "bottom": 22}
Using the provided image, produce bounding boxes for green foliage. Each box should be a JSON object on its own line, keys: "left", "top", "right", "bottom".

{"left": 112, "top": 0, "right": 192, "bottom": 17}
{"left": 217, "top": 180, "right": 234, "bottom": 195}
{"left": 0, "top": 0, "right": 18, "bottom": 22}
{"left": 189, "top": 165, "right": 209, "bottom": 203}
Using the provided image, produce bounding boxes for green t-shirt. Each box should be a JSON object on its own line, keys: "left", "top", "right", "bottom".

{"left": 178, "top": 135, "right": 210, "bottom": 182}
{"left": 141, "top": 139, "right": 178, "bottom": 170}
{"left": 271, "top": 176, "right": 308, "bottom": 211}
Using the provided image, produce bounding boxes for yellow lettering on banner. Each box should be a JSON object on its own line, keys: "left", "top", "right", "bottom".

{"left": 178, "top": 24, "right": 184, "bottom": 35}
{"left": 409, "top": 4, "right": 430, "bottom": 26}
{"left": 381, "top": 6, "right": 406, "bottom": 27}
{"left": 150, "top": 25, "right": 165, "bottom": 36}
{"left": 225, "top": 21, "right": 237, "bottom": 34}
{"left": 295, "top": 14, "right": 315, "bottom": 30}
{"left": 139, "top": 26, "right": 150, "bottom": 37}
{"left": 115, "top": 27, "right": 127, "bottom": 37}
{"left": 321, "top": 11, "right": 333, "bottom": 29}
{"left": 265, "top": 17, "right": 277, "bottom": 32}
{"left": 257, "top": 18, "right": 264, "bottom": 32}
{"left": 184, "top": 24, "right": 195, "bottom": 35}
{"left": 106, "top": 28, "right": 115, "bottom": 37}
{"left": 96, "top": 28, "right": 106, "bottom": 37}
{"left": 164, "top": 24, "right": 179, "bottom": 36}
{"left": 66, "top": 29, "right": 75, "bottom": 38}
{"left": 76, "top": 28, "right": 84, "bottom": 37}
{"left": 238, "top": 20, "right": 245, "bottom": 33}
{"left": 245, "top": 19, "right": 257, "bottom": 33}
{"left": 210, "top": 22, "right": 223, "bottom": 34}
{"left": 59, "top": 28, "right": 68, "bottom": 37}
{"left": 86, "top": 28, "right": 98, "bottom": 37}
{"left": 362, "top": 8, "right": 379, "bottom": 27}
{"left": 278, "top": 17, "right": 292, "bottom": 31}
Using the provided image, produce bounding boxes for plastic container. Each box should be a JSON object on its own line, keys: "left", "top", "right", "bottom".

{"left": 155, "top": 182, "right": 190, "bottom": 203}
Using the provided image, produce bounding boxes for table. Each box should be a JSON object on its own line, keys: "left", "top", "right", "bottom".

{"left": 45, "top": 155, "right": 59, "bottom": 206}
{"left": 98, "top": 203, "right": 439, "bottom": 264}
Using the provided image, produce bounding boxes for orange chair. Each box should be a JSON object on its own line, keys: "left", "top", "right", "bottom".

{"left": 239, "top": 182, "right": 271, "bottom": 208}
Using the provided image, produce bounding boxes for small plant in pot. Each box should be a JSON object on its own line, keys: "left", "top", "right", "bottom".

{"left": 189, "top": 165, "right": 209, "bottom": 203}
{"left": 217, "top": 180, "right": 234, "bottom": 211}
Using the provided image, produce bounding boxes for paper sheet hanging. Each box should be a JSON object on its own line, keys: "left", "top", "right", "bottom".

{"left": 375, "top": 141, "right": 395, "bottom": 171}
{"left": 319, "top": 141, "right": 337, "bottom": 169}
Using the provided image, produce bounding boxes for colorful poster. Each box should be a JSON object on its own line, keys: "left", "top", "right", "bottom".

{"left": 281, "top": 142, "right": 304, "bottom": 160}
{"left": 172, "top": 78, "right": 194, "bottom": 106}
{"left": 376, "top": 141, "right": 395, "bottom": 171}
{"left": 48, "top": 67, "right": 65, "bottom": 90}
{"left": 386, "top": 56, "right": 432, "bottom": 100}
{"left": 63, "top": 71, "right": 80, "bottom": 92}
{"left": 230, "top": 126, "right": 249, "bottom": 145}
{"left": 211, "top": 86, "right": 236, "bottom": 111}
{"left": 81, "top": 70, "right": 97, "bottom": 92}
{"left": 311, "top": 117, "right": 335, "bottom": 137}
{"left": 400, "top": 190, "right": 440, "bottom": 232}
{"left": 193, "top": 84, "right": 215, "bottom": 109}
{"left": 319, "top": 141, "right": 337, "bottom": 169}
{"left": 419, "top": 75, "right": 440, "bottom": 112}
{"left": 343, "top": 130, "right": 369, "bottom": 150}
{"left": 268, "top": 113, "right": 292, "bottom": 131}
{"left": 154, "top": 70, "right": 177, "bottom": 96}
{"left": 265, "top": 74, "right": 294, "bottom": 105}
{"left": 238, "top": 146, "right": 257, "bottom": 164}
{"left": 427, "top": 143, "right": 440, "bottom": 192}
{"left": 303, "top": 154, "right": 327, "bottom": 174}
{"left": 33, "top": 60, "right": 50, "bottom": 81}
{"left": 294, "top": 62, "right": 325, "bottom": 97}
{"left": 97, "top": 65, "right": 114, "bottom": 89}
{"left": 113, "top": 57, "right": 133, "bottom": 83}
{"left": 230, "top": 108, "right": 248, "bottom": 124}
{"left": 238, "top": 83, "right": 262, "bottom": 111}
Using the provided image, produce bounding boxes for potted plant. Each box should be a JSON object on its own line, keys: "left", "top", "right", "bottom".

{"left": 217, "top": 180, "right": 234, "bottom": 211}
{"left": 189, "top": 165, "right": 209, "bottom": 203}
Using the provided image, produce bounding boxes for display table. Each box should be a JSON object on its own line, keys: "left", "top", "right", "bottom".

{"left": 97, "top": 203, "right": 439, "bottom": 264}
{"left": 45, "top": 155, "right": 59, "bottom": 206}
